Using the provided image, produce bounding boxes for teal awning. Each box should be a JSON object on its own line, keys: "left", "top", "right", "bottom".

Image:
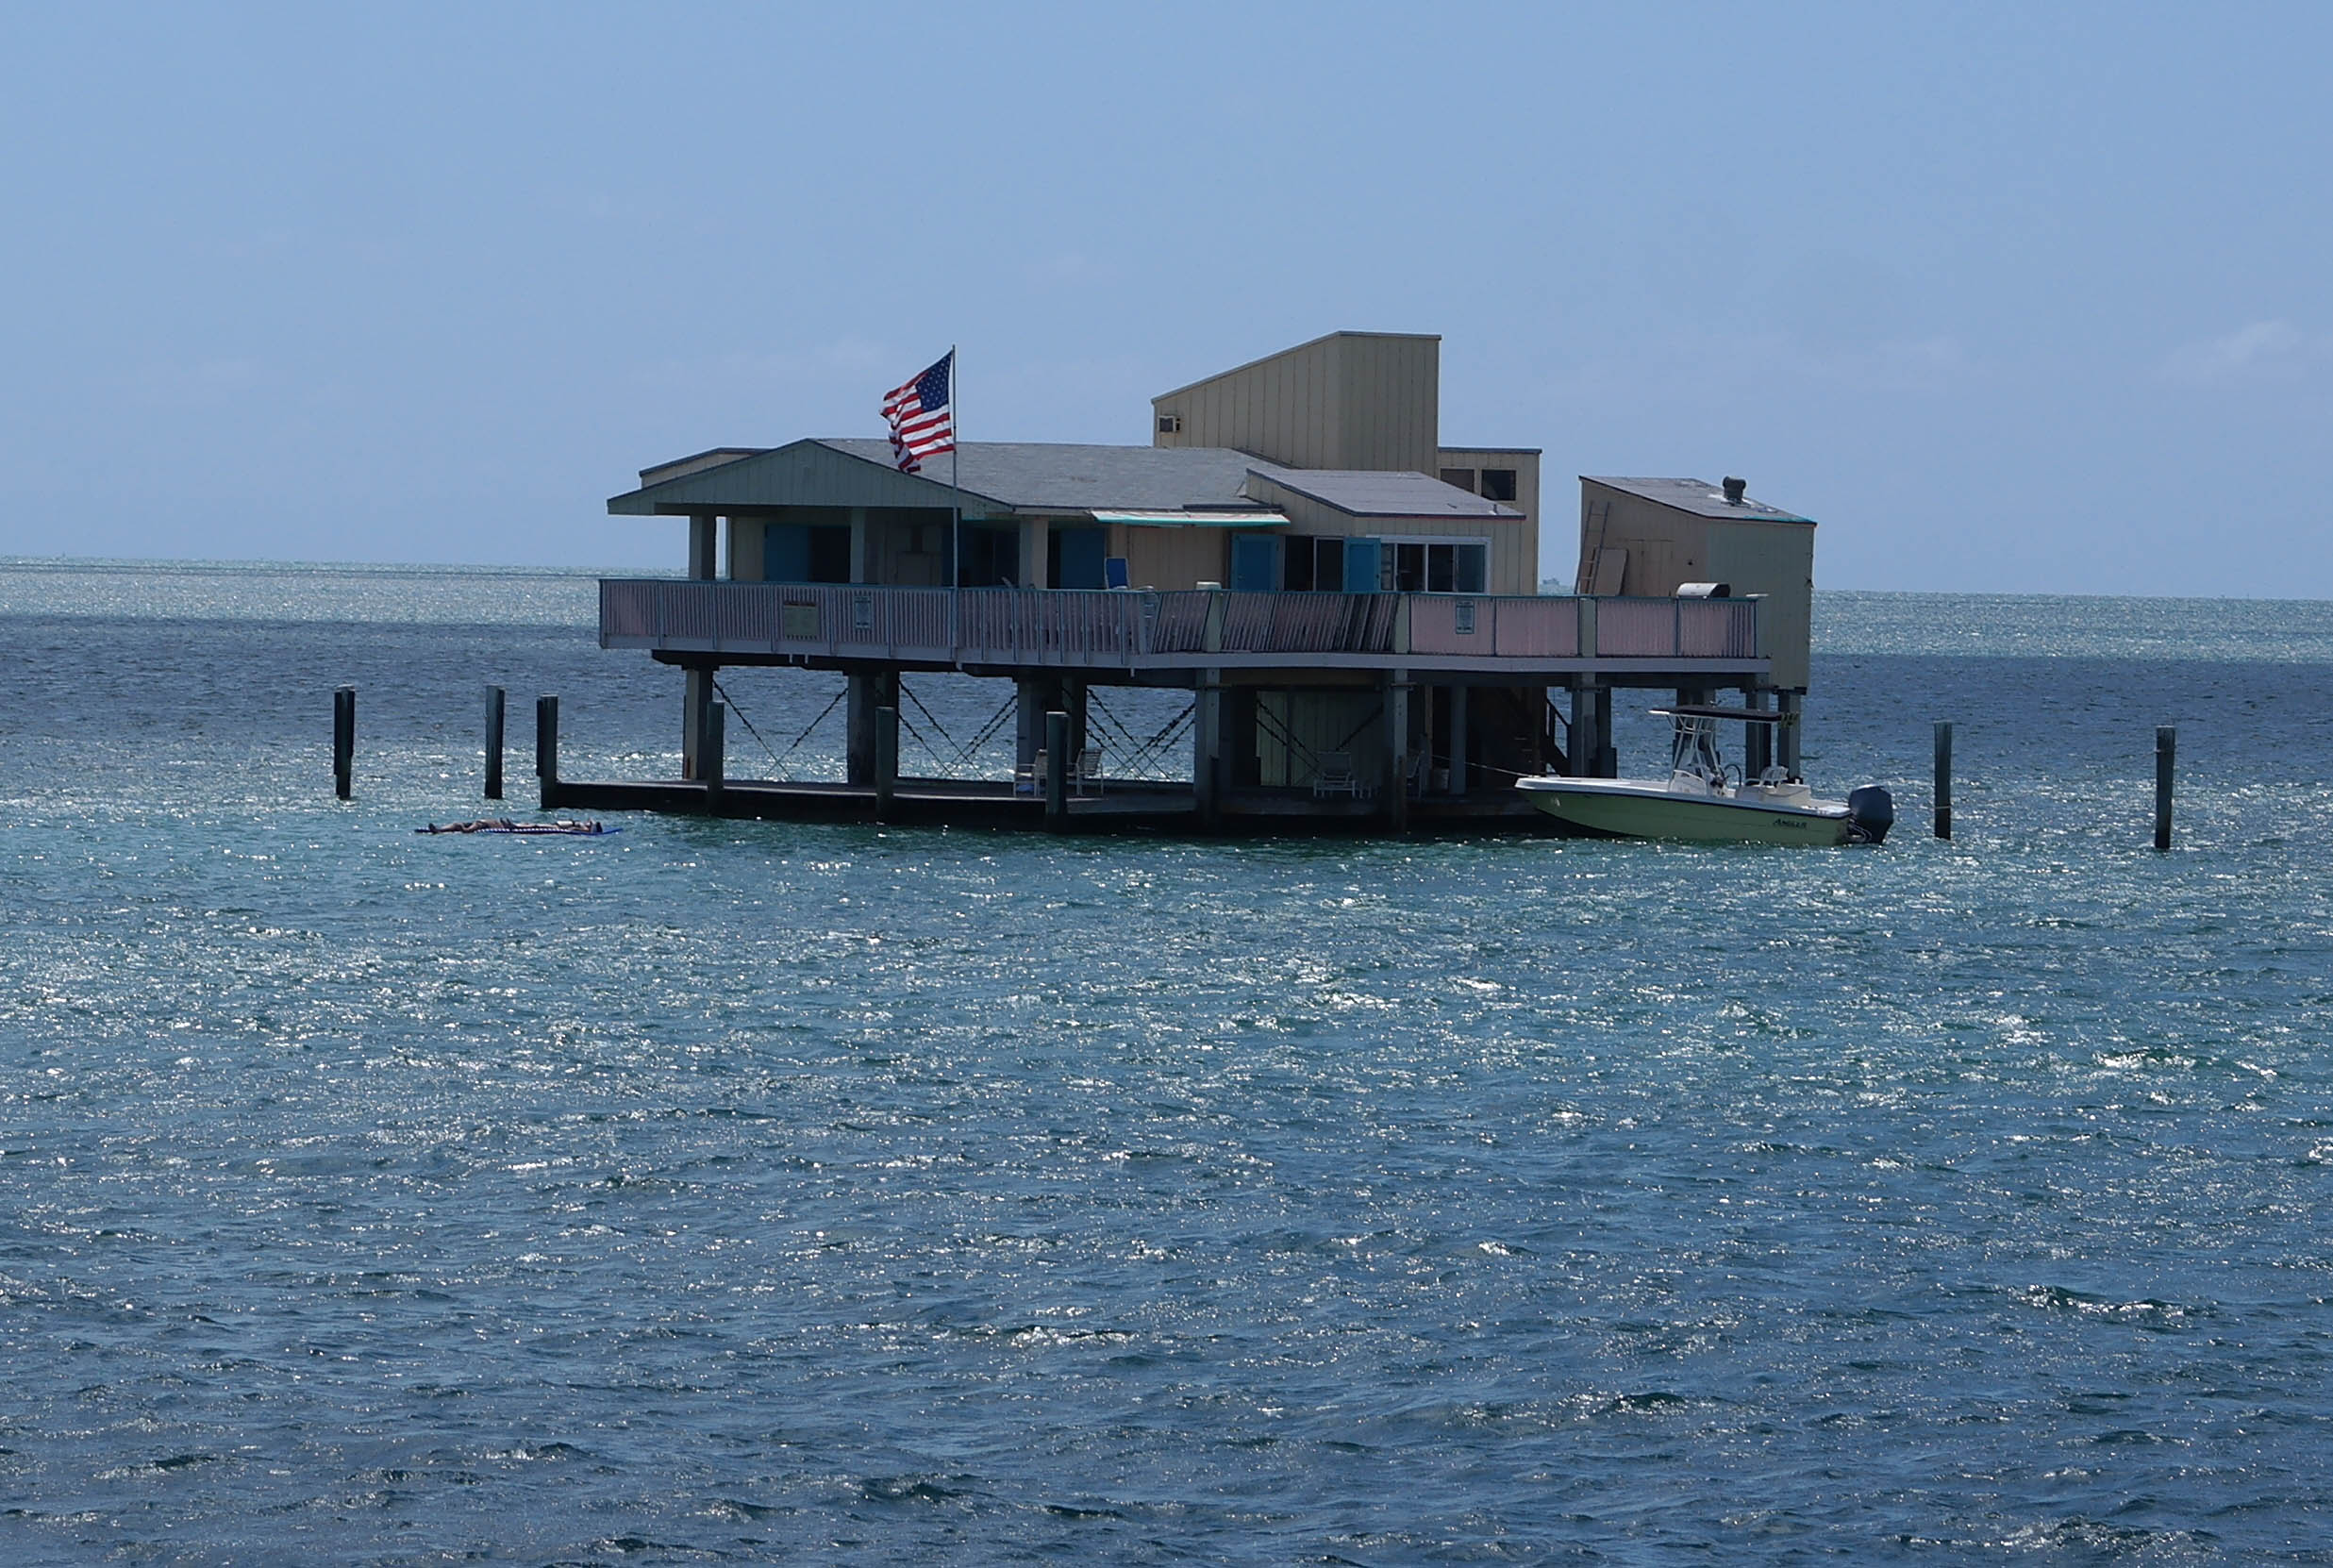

{"left": 1091, "top": 509, "right": 1286, "bottom": 528}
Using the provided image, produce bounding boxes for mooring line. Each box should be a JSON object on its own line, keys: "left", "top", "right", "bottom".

{"left": 710, "top": 675, "right": 782, "bottom": 768}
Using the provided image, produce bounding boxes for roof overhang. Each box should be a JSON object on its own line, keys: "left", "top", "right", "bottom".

{"left": 1090, "top": 509, "right": 1287, "bottom": 528}
{"left": 608, "top": 438, "right": 1009, "bottom": 516}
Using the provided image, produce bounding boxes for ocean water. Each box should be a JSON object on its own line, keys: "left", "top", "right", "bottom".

{"left": 4, "top": 559, "right": 2333, "bottom": 1563}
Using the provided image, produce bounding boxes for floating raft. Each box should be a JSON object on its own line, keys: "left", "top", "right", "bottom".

{"left": 416, "top": 819, "right": 617, "bottom": 836}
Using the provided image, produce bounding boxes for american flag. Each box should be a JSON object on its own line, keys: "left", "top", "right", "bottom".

{"left": 880, "top": 350, "right": 955, "bottom": 473}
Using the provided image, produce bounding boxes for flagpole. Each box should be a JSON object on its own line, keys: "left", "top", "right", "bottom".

{"left": 950, "top": 344, "right": 962, "bottom": 581}
{"left": 949, "top": 345, "right": 962, "bottom": 647}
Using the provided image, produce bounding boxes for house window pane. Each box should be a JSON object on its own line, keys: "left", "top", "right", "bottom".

{"left": 1456, "top": 543, "right": 1487, "bottom": 594}
{"left": 1438, "top": 467, "right": 1477, "bottom": 492}
{"left": 1312, "top": 537, "right": 1344, "bottom": 592}
{"left": 1480, "top": 468, "right": 1517, "bottom": 502}
{"left": 1284, "top": 536, "right": 1315, "bottom": 591}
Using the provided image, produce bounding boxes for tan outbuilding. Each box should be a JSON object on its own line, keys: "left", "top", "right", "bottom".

{"left": 1577, "top": 475, "right": 1815, "bottom": 692}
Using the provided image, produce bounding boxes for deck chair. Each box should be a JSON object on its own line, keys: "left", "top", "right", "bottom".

{"left": 1075, "top": 746, "right": 1104, "bottom": 795}
{"left": 1311, "top": 751, "right": 1361, "bottom": 798}
{"left": 1015, "top": 750, "right": 1045, "bottom": 795}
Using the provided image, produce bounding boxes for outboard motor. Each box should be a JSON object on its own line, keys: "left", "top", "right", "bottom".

{"left": 1846, "top": 785, "right": 1895, "bottom": 845}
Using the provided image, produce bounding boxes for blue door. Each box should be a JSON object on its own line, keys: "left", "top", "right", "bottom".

{"left": 1344, "top": 537, "right": 1382, "bottom": 592}
{"left": 1231, "top": 534, "right": 1279, "bottom": 592}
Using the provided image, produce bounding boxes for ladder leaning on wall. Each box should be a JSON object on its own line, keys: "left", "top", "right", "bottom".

{"left": 1576, "top": 498, "right": 1613, "bottom": 596}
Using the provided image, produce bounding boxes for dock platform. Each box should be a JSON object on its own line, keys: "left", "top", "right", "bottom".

{"left": 542, "top": 775, "right": 1563, "bottom": 835}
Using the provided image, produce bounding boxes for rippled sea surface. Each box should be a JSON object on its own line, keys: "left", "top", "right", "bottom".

{"left": 5, "top": 560, "right": 2333, "bottom": 1564}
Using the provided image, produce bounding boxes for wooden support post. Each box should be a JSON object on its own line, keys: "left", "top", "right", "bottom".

{"left": 1568, "top": 683, "right": 1597, "bottom": 779}
{"left": 688, "top": 513, "right": 717, "bottom": 580}
{"left": 2155, "top": 726, "right": 2175, "bottom": 851}
{"left": 1592, "top": 686, "right": 1616, "bottom": 777}
{"left": 536, "top": 695, "right": 559, "bottom": 802}
{"left": 332, "top": 686, "right": 355, "bottom": 800}
{"left": 1448, "top": 683, "right": 1468, "bottom": 797}
{"left": 704, "top": 702, "right": 725, "bottom": 807}
{"left": 1045, "top": 709, "right": 1070, "bottom": 830}
{"left": 847, "top": 671, "right": 896, "bottom": 786}
{"left": 874, "top": 706, "right": 898, "bottom": 822}
{"left": 1933, "top": 721, "right": 1953, "bottom": 840}
{"left": 1193, "top": 675, "right": 1222, "bottom": 829}
{"left": 483, "top": 686, "right": 505, "bottom": 800}
{"left": 683, "top": 666, "right": 717, "bottom": 781}
{"left": 1383, "top": 670, "right": 1410, "bottom": 831}
{"left": 1743, "top": 689, "right": 1772, "bottom": 779}
{"left": 1775, "top": 691, "right": 1801, "bottom": 780}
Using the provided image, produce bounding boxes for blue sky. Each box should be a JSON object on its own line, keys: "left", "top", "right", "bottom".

{"left": 1, "top": 2, "right": 2325, "bottom": 593}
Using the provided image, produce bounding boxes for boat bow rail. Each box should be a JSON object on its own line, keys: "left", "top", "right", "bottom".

{"left": 597, "top": 579, "right": 1765, "bottom": 676}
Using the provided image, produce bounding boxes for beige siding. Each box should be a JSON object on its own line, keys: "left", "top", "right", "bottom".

{"left": 1153, "top": 331, "right": 1438, "bottom": 471}
{"left": 1120, "top": 525, "right": 1228, "bottom": 591}
{"left": 1578, "top": 486, "right": 1708, "bottom": 598}
{"left": 1706, "top": 522, "right": 1815, "bottom": 690}
{"left": 1577, "top": 479, "right": 1817, "bottom": 692}
{"left": 1437, "top": 446, "right": 1541, "bottom": 588}
{"left": 862, "top": 507, "right": 950, "bottom": 587}
{"left": 726, "top": 516, "right": 763, "bottom": 581}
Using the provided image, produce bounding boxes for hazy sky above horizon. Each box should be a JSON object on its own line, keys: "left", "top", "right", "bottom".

{"left": 1, "top": 3, "right": 2325, "bottom": 594}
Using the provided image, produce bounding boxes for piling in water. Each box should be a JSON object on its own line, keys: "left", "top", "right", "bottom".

{"left": 1044, "top": 709, "right": 1070, "bottom": 829}
{"left": 483, "top": 686, "right": 506, "bottom": 801}
{"left": 535, "top": 695, "right": 559, "bottom": 785}
{"left": 1933, "top": 721, "right": 1953, "bottom": 840}
{"left": 705, "top": 703, "right": 725, "bottom": 808}
{"left": 332, "top": 686, "right": 356, "bottom": 800}
{"left": 874, "top": 705, "right": 897, "bottom": 822}
{"left": 2156, "top": 726, "right": 2175, "bottom": 851}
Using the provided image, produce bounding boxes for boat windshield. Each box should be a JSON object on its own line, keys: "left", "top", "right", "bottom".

{"left": 1668, "top": 715, "right": 1725, "bottom": 784}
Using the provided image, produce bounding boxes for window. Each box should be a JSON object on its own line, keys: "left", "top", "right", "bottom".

{"left": 1157, "top": 412, "right": 1182, "bottom": 434}
{"left": 1439, "top": 467, "right": 1477, "bottom": 492}
{"left": 1378, "top": 538, "right": 1491, "bottom": 594}
{"left": 1480, "top": 468, "right": 1518, "bottom": 503}
{"left": 1281, "top": 536, "right": 1346, "bottom": 592}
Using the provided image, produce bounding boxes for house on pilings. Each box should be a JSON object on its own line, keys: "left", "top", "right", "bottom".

{"left": 574, "top": 331, "right": 1810, "bottom": 832}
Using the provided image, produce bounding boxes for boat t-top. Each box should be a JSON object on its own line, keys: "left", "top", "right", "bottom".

{"left": 1515, "top": 706, "right": 1893, "bottom": 845}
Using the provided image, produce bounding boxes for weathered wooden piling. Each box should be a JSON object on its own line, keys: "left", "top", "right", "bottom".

{"left": 483, "top": 686, "right": 506, "bottom": 800}
{"left": 332, "top": 686, "right": 356, "bottom": 799}
{"left": 874, "top": 706, "right": 898, "bottom": 822}
{"left": 2155, "top": 726, "right": 2175, "bottom": 851}
{"left": 1044, "top": 709, "right": 1070, "bottom": 829}
{"left": 704, "top": 703, "right": 725, "bottom": 807}
{"left": 535, "top": 694, "right": 559, "bottom": 784}
{"left": 1933, "top": 721, "right": 1953, "bottom": 840}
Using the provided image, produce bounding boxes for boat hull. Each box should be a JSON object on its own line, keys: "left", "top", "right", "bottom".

{"left": 1516, "top": 778, "right": 1853, "bottom": 845}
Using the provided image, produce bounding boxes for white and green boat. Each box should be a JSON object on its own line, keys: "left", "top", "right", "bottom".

{"left": 1515, "top": 707, "right": 1893, "bottom": 846}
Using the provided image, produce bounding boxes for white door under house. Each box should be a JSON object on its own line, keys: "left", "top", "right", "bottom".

{"left": 1256, "top": 690, "right": 1390, "bottom": 789}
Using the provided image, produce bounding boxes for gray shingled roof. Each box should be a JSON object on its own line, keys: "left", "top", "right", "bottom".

{"left": 1584, "top": 475, "right": 1813, "bottom": 524}
{"left": 819, "top": 439, "right": 1261, "bottom": 512}
{"left": 1250, "top": 462, "right": 1524, "bottom": 519}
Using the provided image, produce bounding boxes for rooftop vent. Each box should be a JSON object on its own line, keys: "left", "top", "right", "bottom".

{"left": 1722, "top": 476, "right": 1746, "bottom": 505}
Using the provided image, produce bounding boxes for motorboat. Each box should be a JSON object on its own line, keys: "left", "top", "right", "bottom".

{"left": 1515, "top": 706, "right": 1893, "bottom": 845}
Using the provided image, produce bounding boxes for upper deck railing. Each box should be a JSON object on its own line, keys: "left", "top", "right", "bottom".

{"left": 598, "top": 579, "right": 1763, "bottom": 673}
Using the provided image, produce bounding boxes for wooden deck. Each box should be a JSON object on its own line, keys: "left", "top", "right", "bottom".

{"left": 598, "top": 580, "right": 1766, "bottom": 681}
{"left": 542, "top": 775, "right": 1565, "bottom": 836}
